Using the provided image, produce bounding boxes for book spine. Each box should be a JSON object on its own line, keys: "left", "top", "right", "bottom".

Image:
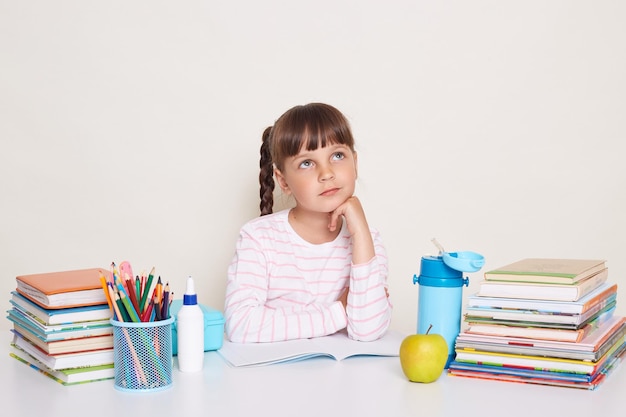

{"left": 580, "top": 284, "right": 616, "bottom": 313}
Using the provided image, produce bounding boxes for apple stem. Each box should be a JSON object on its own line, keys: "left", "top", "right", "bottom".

{"left": 426, "top": 324, "right": 433, "bottom": 335}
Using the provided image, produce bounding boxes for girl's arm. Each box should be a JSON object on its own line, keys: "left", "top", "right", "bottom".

{"left": 345, "top": 229, "right": 393, "bottom": 341}
{"left": 329, "top": 196, "right": 393, "bottom": 341}
{"left": 223, "top": 231, "right": 348, "bottom": 343}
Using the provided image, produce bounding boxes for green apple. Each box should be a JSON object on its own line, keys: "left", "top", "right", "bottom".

{"left": 399, "top": 325, "right": 448, "bottom": 383}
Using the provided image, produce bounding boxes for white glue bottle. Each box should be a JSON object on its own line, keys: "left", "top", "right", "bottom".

{"left": 176, "top": 276, "right": 204, "bottom": 372}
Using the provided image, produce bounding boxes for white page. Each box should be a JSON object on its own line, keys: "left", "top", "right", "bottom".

{"left": 218, "top": 329, "right": 407, "bottom": 367}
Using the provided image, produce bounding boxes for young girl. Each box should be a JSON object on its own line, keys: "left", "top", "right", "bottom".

{"left": 224, "top": 103, "right": 392, "bottom": 343}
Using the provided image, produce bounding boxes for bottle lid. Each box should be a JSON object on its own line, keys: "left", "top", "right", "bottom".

{"left": 427, "top": 239, "right": 485, "bottom": 273}
{"left": 414, "top": 256, "right": 465, "bottom": 287}
{"left": 442, "top": 251, "right": 485, "bottom": 272}
{"left": 183, "top": 276, "right": 198, "bottom": 305}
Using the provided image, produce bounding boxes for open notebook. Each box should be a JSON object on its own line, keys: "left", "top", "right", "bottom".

{"left": 218, "top": 329, "right": 406, "bottom": 367}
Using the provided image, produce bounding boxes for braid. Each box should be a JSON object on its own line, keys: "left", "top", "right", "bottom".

{"left": 259, "top": 126, "right": 275, "bottom": 216}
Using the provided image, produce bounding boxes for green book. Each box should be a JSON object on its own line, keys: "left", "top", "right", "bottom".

{"left": 9, "top": 344, "right": 114, "bottom": 385}
{"left": 484, "top": 258, "right": 606, "bottom": 285}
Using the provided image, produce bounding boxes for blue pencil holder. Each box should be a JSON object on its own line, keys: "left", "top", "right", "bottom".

{"left": 111, "top": 317, "right": 174, "bottom": 392}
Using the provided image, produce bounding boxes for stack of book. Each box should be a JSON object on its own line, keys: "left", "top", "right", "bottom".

{"left": 7, "top": 268, "right": 115, "bottom": 385}
{"left": 448, "top": 258, "right": 626, "bottom": 390}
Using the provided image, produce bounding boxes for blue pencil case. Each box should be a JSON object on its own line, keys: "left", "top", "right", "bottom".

{"left": 169, "top": 300, "right": 225, "bottom": 355}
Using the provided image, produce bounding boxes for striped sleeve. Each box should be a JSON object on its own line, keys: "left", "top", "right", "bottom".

{"left": 345, "top": 230, "right": 393, "bottom": 341}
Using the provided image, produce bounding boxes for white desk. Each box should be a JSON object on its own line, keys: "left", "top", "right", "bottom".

{"left": 2, "top": 333, "right": 624, "bottom": 417}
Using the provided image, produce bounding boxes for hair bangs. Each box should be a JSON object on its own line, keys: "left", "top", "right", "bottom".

{"left": 270, "top": 103, "right": 355, "bottom": 169}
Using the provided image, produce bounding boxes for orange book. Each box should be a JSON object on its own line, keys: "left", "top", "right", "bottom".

{"left": 16, "top": 268, "right": 110, "bottom": 309}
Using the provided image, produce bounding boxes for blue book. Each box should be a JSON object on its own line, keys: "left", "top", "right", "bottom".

{"left": 10, "top": 292, "right": 111, "bottom": 325}
{"left": 7, "top": 307, "right": 112, "bottom": 341}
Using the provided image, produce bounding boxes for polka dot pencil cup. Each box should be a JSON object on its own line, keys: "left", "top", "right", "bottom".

{"left": 111, "top": 317, "right": 174, "bottom": 392}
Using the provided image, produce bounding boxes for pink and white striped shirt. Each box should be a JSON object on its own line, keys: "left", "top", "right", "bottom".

{"left": 224, "top": 209, "right": 392, "bottom": 343}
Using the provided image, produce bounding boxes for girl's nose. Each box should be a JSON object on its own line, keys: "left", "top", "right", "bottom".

{"left": 319, "top": 165, "right": 335, "bottom": 182}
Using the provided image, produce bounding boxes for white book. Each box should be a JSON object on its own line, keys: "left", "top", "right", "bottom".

{"left": 9, "top": 344, "right": 114, "bottom": 385}
{"left": 218, "top": 329, "right": 406, "bottom": 367}
{"left": 477, "top": 268, "right": 608, "bottom": 302}
{"left": 464, "top": 300, "right": 616, "bottom": 327}
{"left": 467, "top": 283, "right": 617, "bottom": 314}
{"left": 11, "top": 332, "right": 113, "bottom": 370}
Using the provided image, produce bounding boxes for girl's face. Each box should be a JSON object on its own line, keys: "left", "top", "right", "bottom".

{"left": 275, "top": 143, "right": 357, "bottom": 215}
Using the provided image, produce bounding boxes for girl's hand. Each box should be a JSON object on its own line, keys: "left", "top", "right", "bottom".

{"left": 329, "top": 196, "right": 375, "bottom": 264}
{"left": 328, "top": 196, "right": 368, "bottom": 236}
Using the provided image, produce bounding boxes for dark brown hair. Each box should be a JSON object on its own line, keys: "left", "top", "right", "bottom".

{"left": 259, "top": 103, "right": 355, "bottom": 216}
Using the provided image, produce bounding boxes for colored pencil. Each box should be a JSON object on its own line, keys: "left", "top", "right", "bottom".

{"left": 161, "top": 283, "right": 170, "bottom": 319}
{"left": 139, "top": 267, "right": 155, "bottom": 313}
{"left": 114, "top": 290, "right": 131, "bottom": 322}
{"left": 107, "top": 283, "right": 123, "bottom": 321}
{"left": 99, "top": 273, "right": 114, "bottom": 315}
{"left": 124, "top": 273, "right": 140, "bottom": 314}
{"left": 119, "top": 291, "right": 141, "bottom": 322}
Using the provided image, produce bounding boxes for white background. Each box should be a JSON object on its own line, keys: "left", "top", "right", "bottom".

{"left": 1, "top": 1, "right": 625, "bottom": 334}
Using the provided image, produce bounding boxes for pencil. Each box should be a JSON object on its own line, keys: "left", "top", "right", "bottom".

{"left": 154, "top": 295, "right": 162, "bottom": 321}
{"left": 139, "top": 272, "right": 146, "bottom": 304}
{"left": 111, "top": 262, "right": 121, "bottom": 285}
{"left": 99, "top": 274, "right": 114, "bottom": 317}
{"left": 135, "top": 276, "right": 141, "bottom": 306}
{"left": 155, "top": 276, "right": 163, "bottom": 304}
{"left": 150, "top": 296, "right": 157, "bottom": 322}
{"left": 167, "top": 292, "right": 173, "bottom": 320}
{"left": 141, "top": 298, "right": 154, "bottom": 322}
{"left": 161, "top": 283, "right": 170, "bottom": 320}
{"left": 125, "top": 273, "right": 140, "bottom": 314}
{"left": 113, "top": 290, "right": 130, "bottom": 322}
{"left": 115, "top": 275, "right": 127, "bottom": 296}
{"left": 120, "top": 291, "right": 141, "bottom": 322}
{"left": 139, "top": 267, "right": 155, "bottom": 314}
{"left": 107, "top": 283, "right": 123, "bottom": 321}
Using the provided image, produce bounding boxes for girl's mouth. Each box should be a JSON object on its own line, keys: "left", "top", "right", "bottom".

{"left": 320, "top": 188, "right": 340, "bottom": 197}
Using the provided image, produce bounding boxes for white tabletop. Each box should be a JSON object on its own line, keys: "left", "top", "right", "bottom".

{"left": 2, "top": 333, "right": 624, "bottom": 417}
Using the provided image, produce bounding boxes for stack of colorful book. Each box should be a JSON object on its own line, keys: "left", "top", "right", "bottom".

{"left": 7, "top": 268, "right": 115, "bottom": 385}
{"left": 448, "top": 258, "right": 626, "bottom": 390}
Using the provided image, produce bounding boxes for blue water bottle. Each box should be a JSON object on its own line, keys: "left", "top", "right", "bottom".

{"left": 413, "top": 240, "right": 484, "bottom": 368}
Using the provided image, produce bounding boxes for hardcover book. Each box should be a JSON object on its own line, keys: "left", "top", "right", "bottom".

{"left": 7, "top": 308, "right": 112, "bottom": 343}
{"left": 15, "top": 268, "right": 110, "bottom": 309}
{"left": 11, "top": 332, "right": 114, "bottom": 370}
{"left": 455, "top": 316, "right": 626, "bottom": 362}
{"left": 463, "top": 309, "right": 614, "bottom": 343}
{"left": 9, "top": 345, "right": 114, "bottom": 385}
{"left": 477, "top": 268, "right": 608, "bottom": 302}
{"left": 453, "top": 333, "right": 626, "bottom": 375}
{"left": 448, "top": 350, "right": 625, "bottom": 390}
{"left": 484, "top": 258, "right": 606, "bottom": 284}
{"left": 11, "top": 323, "right": 113, "bottom": 355}
{"left": 466, "top": 283, "right": 618, "bottom": 315}
{"left": 10, "top": 291, "right": 112, "bottom": 325}
{"left": 464, "top": 301, "right": 616, "bottom": 328}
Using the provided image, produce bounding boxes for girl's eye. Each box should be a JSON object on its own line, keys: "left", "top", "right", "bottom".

{"left": 299, "top": 160, "right": 313, "bottom": 169}
{"left": 332, "top": 152, "right": 345, "bottom": 161}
